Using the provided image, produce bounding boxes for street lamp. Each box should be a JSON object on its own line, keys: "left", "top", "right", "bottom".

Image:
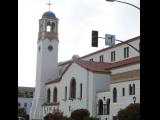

{"left": 133, "top": 96, "right": 136, "bottom": 104}
{"left": 106, "top": 0, "right": 140, "bottom": 10}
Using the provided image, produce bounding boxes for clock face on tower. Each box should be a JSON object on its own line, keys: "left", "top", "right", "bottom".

{"left": 48, "top": 45, "right": 53, "bottom": 51}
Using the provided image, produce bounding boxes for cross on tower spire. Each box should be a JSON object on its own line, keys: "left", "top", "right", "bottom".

{"left": 46, "top": 0, "right": 53, "bottom": 11}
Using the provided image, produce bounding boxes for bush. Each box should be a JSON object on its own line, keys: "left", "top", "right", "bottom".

{"left": 44, "top": 112, "right": 64, "bottom": 120}
{"left": 59, "top": 116, "right": 70, "bottom": 120}
{"left": 117, "top": 103, "right": 140, "bottom": 120}
{"left": 71, "top": 109, "right": 90, "bottom": 120}
{"left": 18, "top": 107, "right": 29, "bottom": 120}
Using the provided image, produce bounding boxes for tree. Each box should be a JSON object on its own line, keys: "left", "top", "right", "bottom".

{"left": 71, "top": 109, "right": 90, "bottom": 120}
{"left": 44, "top": 112, "right": 65, "bottom": 120}
{"left": 18, "top": 107, "right": 29, "bottom": 120}
{"left": 117, "top": 103, "right": 140, "bottom": 120}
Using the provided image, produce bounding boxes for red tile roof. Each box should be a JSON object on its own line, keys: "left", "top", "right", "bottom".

{"left": 75, "top": 60, "right": 111, "bottom": 73}
{"left": 105, "top": 56, "right": 140, "bottom": 69}
{"left": 76, "top": 56, "right": 140, "bottom": 73}
{"left": 46, "top": 56, "right": 140, "bottom": 85}
{"left": 45, "top": 78, "right": 61, "bottom": 85}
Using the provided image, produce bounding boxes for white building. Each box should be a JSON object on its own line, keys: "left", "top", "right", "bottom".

{"left": 18, "top": 87, "right": 35, "bottom": 115}
{"left": 30, "top": 10, "right": 140, "bottom": 120}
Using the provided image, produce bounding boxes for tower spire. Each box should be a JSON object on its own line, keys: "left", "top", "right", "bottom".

{"left": 46, "top": 0, "right": 53, "bottom": 11}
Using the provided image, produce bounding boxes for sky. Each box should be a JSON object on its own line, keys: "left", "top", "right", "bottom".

{"left": 18, "top": 0, "right": 140, "bottom": 87}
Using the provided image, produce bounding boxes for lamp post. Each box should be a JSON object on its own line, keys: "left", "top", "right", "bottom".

{"left": 105, "top": 0, "right": 140, "bottom": 10}
{"left": 133, "top": 96, "right": 136, "bottom": 104}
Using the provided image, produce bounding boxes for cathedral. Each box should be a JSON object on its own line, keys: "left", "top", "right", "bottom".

{"left": 30, "top": 10, "right": 140, "bottom": 120}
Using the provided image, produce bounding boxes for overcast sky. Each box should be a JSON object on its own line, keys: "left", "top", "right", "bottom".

{"left": 18, "top": 0, "right": 140, "bottom": 87}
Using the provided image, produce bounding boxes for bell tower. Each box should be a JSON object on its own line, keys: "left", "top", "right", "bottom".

{"left": 30, "top": 10, "right": 59, "bottom": 120}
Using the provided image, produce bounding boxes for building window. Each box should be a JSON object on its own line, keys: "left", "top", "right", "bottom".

{"left": 90, "top": 58, "right": 93, "bottom": 61}
{"left": 129, "top": 84, "right": 132, "bottom": 95}
{"left": 30, "top": 92, "right": 33, "bottom": 95}
{"left": 129, "top": 84, "right": 135, "bottom": 95}
{"left": 98, "top": 99, "right": 103, "bottom": 115}
{"left": 46, "top": 22, "right": 51, "bottom": 32}
{"left": 111, "top": 51, "right": 115, "bottom": 62}
{"left": 48, "top": 45, "right": 53, "bottom": 51}
{"left": 53, "top": 87, "right": 57, "bottom": 102}
{"left": 47, "top": 88, "right": 51, "bottom": 103}
{"left": 51, "top": 23, "right": 55, "bottom": 32}
{"left": 80, "top": 83, "right": 82, "bottom": 98}
{"left": 70, "top": 78, "right": 76, "bottom": 99}
{"left": 106, "top": 99, "right": 110, "bottom": 115}
{"left": 113, "top": 88, "right": 117, "bottom": 103}
{"left": 122, "top": 88, "right": 125, "bottom": 96}
{"left": 65, "top": 86, "right": 67, "bottom": 100}
{"left": 99, "top": 55, "right": 104, "bottom": 63}
{"left": 24, "top": 103, "right": 27, "bottom": 108}
{"left": 18, "top": 103, "right": 21, "bottom": 107}
{"left": 113, "top": 116, "right": 117, "bottom": 120}
{"left": 124, "top": 47, "right": 129, "bottom": 58}
{"left": 133, "top": 84, "right": 135, "bottom": 95}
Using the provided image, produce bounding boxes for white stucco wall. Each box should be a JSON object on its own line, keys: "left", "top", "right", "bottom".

{"left": 43, "top": 63, "right": 90, "bottom": 116}
{"left": 37, "top": 39, "right": 59, "bottom": 82}
{"left": 81, "top": 39, "right": 140, "bottom": 63}
{"left": 44, "top": 63, "right": 112, "bottom": 117}
{"left": 58, "top": 63, "right": 89, "bottom": 116}
{"left": 111, "top": 63, "right": 140, "bottom": 75}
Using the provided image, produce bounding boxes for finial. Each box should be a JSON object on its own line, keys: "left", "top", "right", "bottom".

{"left": 46, "top": 0, "right": 53, "bottom": 11}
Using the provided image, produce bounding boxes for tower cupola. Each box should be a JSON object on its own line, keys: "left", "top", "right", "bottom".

{"left": 38, "top": 10, "right": 59, "bottom": 41}
{"left": 42, "top": 11, "right": 56, "bottom": 19}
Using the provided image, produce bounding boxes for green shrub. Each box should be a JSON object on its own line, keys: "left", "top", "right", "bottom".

{"left": 71, "top": 109, "right": 90, "bottom": 120}
{"left": 117, "top": 103, "right": 140, "bottom": 120}
{"left": 44, "top": 112, "right": 64, "bottom": 120}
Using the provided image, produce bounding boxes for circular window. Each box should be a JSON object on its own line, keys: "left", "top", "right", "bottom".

{"left": 48, "top": 45, "right": 53, "bottom": 51}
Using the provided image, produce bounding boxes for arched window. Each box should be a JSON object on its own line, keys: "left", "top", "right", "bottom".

{"left": 80, "top": 83, "right": 82, "bottom": 98}
{"left": 53, "top": 87, "right": 57, "bottom": 102}
{"left": 51, "top": 23, "right": 55, "bottom": 32}
{"left": 106, "top": 99, "right": 110, "bottom": 115}
{"left": 113, "top": 88, "right": 117, "bottom": 103}
{"left": 47, "top": 88, "right": 51, "bottom": 103}
{"left": 129, "top": 84, "right": 132, "bottom": 95}
{"left": 46, "top": 22, "right": 51, "bottom": 32}
{"left": 98, "top": 99, "right": 103, "bottom": 115}
{"left": 70, "top": 78, "right": 76, "bottom": 99}
{"left": 65, "top": 86, "right": 67, "bottom": 100}
{"left": 133, "top": 84, "right": 135, "bottom": 95}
